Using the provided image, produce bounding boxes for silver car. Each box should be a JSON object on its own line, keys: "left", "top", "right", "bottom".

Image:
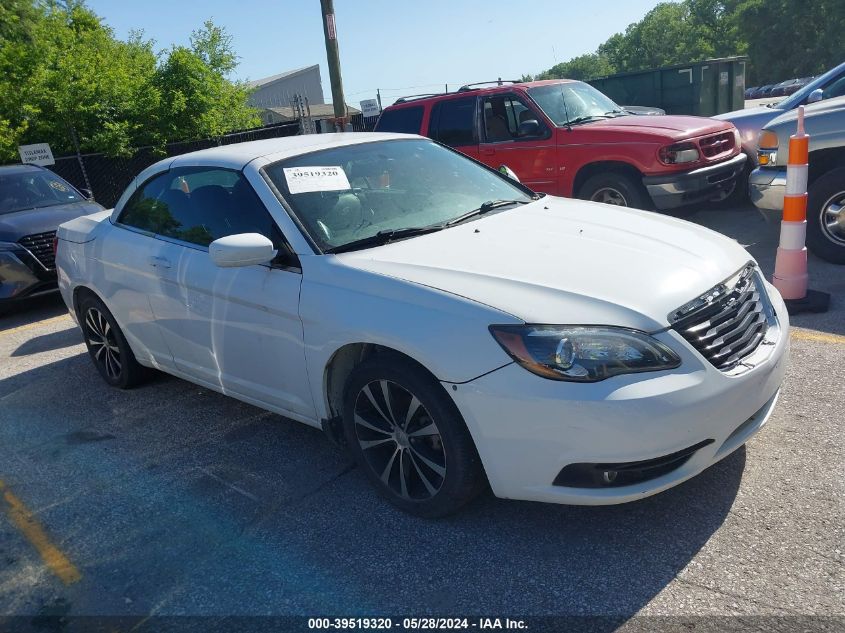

{"left": 749, "top": 96, "right": 845, "bottom": 264}
{"left": 715, "top": 61, "right": 845, "bottom": 164}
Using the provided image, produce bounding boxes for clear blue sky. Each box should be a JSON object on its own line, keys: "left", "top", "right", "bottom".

{"left": 86, "top": 0, "right": 668, "bottom": 106}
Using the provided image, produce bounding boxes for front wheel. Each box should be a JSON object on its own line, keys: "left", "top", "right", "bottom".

{"left": 577, "top": 172, "right": 649, "bottom": 210}
{"left": 806, "top": 167, "right": 845, "bottom": 264}
{"left": 342, "top": 355, "right": 485, "bottom": 517}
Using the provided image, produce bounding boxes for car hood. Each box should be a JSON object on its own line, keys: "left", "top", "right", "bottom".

{"left": 337, "top": 197, "right": 752, "bottom": 331}
{"left": 0, "top": 201, "right": 104, "bottom": 242}
{"left": 583, "top": 114, "right": 732, "bottom": 141}
{"left": 714, "top": 105, "right": 783, "bottom": 123}
{"left": 767, "top": 95, "right": 845, "bottom": 127}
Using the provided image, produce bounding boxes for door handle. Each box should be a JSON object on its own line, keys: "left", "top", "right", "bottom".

{"left": 148, "top": 256, "right": 171, "bottom": 269}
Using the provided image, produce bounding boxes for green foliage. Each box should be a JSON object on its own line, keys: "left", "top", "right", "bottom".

{"left": 530, "top": 0, "right": 843, "bottom": 86}
{"left": 0, "top": 1, "right": 259, "bottom": 161}
{"left": 537, "top": 53, "right": 616, "bottom": 81}
{"left": 736, "top": 0, "right": 845, "bottom": 84}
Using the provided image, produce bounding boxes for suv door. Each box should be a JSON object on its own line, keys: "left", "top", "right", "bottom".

{"left": 479, "top": 93, "right": 558, "bottom": 194}
{"left": 130, "top": 166, "right": 315, "bottom": 419}
{"left": 427, "top": 96, "right": 481, "bottom": 161}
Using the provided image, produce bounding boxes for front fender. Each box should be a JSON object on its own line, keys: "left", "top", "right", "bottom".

{"left": 299, "top": 256, "right": 518, "bottom": 419}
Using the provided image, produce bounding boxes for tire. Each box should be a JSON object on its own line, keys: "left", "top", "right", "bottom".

{"left": 577, "top": 171, "right": 650, "bottom": 210}
{"left": 78, "top": 294, "right": 149, "bottom": 388}
{"left": 806, "top": 167, "right": 845, "bottom": 265}
{"left": 342, "top": 354, "right": 485, "bottom": 518}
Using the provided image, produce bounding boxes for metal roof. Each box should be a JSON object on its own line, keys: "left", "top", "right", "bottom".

{"left": 246, "top": 65, "right": 320, "bottom": 89}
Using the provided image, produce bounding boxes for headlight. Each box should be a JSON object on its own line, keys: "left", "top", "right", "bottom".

{"left": 658, "top": 142, "right": 700, "bottom": 165}
{"left": 489, "top": 325, "right": 681, "bottom": 382}
{"left": 756, "top": 130, "right": 779, "bottom": 165}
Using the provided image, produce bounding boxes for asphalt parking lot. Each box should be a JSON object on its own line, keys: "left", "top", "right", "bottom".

{"left": 0, "top": 203, "right": 843, "bottom": 628}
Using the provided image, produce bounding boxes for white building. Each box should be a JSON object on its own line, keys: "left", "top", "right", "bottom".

{"left": 247, "top": 65, "right": 325, "bottom": 109}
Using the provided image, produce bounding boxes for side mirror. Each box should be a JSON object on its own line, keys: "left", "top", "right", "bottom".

{"left": 80, "top": 188, "right": 94, "bottom": 200}
{"left": 209, "top": 233, "right": 276, "bottom": 268}
{"left": 807, "top": 88, "right": 824, "bottom": 104}
{"left": 498, "top": 165, "right": 521, "bottom": 183}
{"left": 517, "top": 119, "right": 542, "bottom": 138}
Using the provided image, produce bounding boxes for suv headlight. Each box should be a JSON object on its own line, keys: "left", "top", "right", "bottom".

{"left": 756, "top": 130, "right": 779, "bottom": 165}
{"left": 489, "top": 325, "right": 681, "bottom": 382}
{"left": 658, "top": 142, "right": 700, "bottom": 165}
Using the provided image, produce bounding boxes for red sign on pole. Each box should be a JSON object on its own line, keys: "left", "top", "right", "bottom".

{"left": 326, "top": 14, "right": 336, "bottom": 40}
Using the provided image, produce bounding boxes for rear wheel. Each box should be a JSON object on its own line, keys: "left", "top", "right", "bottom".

{"left": 342, "top": 355, "right": 485, "bottom": 517}
{"left": 79, "top": 294, "right": 149, "bottom": 388}
{"left": 577, "top": 172, "right": 649, "bottom": 210}
{"left": 806, "top": 168, "right": 845, "bottom": 264}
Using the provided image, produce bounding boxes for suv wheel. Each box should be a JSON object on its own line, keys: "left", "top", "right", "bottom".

{"left": 806, "top": 167, "right": 845, "bottom": 265}
{"left": 79, "top": 294, "right": 149, "bottom": 388}
{"left": 578, "top": 172, "right": 649, "bottom": 210}
{"left": 342, "top": 354, "right": 485, "bottom": 517}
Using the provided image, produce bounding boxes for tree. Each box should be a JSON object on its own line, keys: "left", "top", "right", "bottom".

{"left": 737, "top": 0, "right": 845, "bottom": 84}
{"left": 537, "top": 53, "right": 616, "bottom": 81}
{"left": 154, "top": 46, "right": 258, "bottom": 143}
{"left": 533, "top": 0, "right": 843, "bottom": 88}
{"left": 190, "top": 20, "right": 238, "bottom": 76}
{"left": 0, "top": 1, "right": 259, "bottom": 161}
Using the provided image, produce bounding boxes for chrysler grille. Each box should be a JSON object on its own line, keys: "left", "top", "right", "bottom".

{"left": 18, "top": 230, "right": 57, "bottom": 271}
{"left": 670, "top": 266, "right": 770, "bottom": 371}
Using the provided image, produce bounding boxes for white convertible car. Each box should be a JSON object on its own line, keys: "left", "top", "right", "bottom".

{"left": 56, "top": 133, "right": 789, "bottom": 517}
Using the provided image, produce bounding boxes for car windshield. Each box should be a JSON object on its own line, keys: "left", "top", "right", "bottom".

{"left": 264, "top": 138, "right": 533, "bottom": 252}
{"left": 776, "top": 62, "right": 845, "bottom": 110}
{"left": 0, "top": 170, "right": 83, "bottom": 214}
{"left": 527, "top": 82, "right": 625, "bottom": 126}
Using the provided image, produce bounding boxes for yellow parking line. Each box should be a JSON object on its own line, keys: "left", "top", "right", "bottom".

{"left": 0, "top": 314, "right": 72, "bottom": 337}
{"left": 790, "top": 328, "right": 845, "bottom": 345}
{"left": 0, "top": 480, "right": 81, "bottom": 585}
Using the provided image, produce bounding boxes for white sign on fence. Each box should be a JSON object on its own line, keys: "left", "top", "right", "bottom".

{"left": 18, "top": 143, "right": 55, "bottom": 166}
{"left": 360, "top": 98, "right": 381, "bottom": 118}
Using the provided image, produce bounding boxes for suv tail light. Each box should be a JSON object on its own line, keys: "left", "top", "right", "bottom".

{"left": 658, "top": 142, "right": 700, "bottom": 165}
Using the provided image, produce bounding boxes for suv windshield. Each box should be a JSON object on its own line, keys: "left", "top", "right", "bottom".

{"left": 264, "top": 139, "right": 532, "bottom": 252}
{"left": 527, "top": 82, "right": 625, "bottom": 126}
{"left": 0, "top": 170, "right": 83, "bottom": 215}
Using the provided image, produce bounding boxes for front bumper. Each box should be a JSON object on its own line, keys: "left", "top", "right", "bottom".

{"left": 749, "top": 166, "right": 786, "bottom": 222}
{"left": 0, "top": 250, "right": 58, "bottom": 303}
{"left": 643, "top": 153, "right": 747, "bottom": 210}
{"left": 448, "top": 282, "right": 789, "bottom": 505}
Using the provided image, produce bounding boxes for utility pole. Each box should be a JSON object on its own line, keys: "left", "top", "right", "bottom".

{"left": 376, "top": 88, "right": 382, "bottom": 110}
{"left": 320, "top": 0, "right": 347, "bottom": 131}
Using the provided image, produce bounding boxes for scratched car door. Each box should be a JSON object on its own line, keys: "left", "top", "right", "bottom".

{"left": 145, "top": 166, "right": 316, "bottom": 419}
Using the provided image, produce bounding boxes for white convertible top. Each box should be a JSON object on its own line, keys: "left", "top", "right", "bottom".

{"left": 170, "top": 132, "right": 420, "bottom": 170}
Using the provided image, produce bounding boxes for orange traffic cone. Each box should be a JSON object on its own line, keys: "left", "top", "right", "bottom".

{"left": 771, "top": 106, "right": 830, "bottom": 314}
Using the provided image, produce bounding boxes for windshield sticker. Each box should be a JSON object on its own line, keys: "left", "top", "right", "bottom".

{"left": 49, "top": 181, "right": 69, "bottom": 192}
{"left": 283, "top": 166, "right": 351, "bottom": 194}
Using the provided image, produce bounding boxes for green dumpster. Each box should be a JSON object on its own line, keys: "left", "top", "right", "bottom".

{"left": 589, "top": 57, "right": 747, "bottom": 116}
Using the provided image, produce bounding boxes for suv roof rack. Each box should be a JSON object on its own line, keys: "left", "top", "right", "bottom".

{"left": 457, "top": 79, "right": 520, "bottom": 92}
{"left": 394, "top": 93, "right": 446, "bottom": 104}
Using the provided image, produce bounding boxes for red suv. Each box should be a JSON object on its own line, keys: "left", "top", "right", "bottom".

{"left": 374, "top": 80, "right": 746, "bottom": 210}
